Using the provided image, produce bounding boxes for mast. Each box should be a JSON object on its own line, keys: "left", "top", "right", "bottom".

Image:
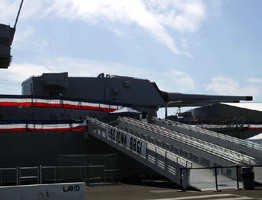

{"left": 11, "top": 0, "right": 24, "bottom": 44}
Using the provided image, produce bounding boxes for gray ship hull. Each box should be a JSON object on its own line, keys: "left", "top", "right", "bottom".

{"left": 1, "top": 130, "right": 89, "bottom": 168}
{"left": 0, "top": 129, "right": 156, "bottom": 183}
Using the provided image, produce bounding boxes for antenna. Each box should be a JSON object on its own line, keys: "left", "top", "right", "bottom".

{"left": 14, "top": 0, "right": 24, "bottom": 30}
{"left": 10, "top": 0, "right": 24, "bottom": 44}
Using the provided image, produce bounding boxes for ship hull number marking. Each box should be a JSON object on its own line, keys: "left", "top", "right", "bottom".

{"left": 107, "top": 127, "right": 146, "bottom": 157}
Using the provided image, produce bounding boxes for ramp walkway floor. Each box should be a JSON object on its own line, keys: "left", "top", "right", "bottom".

{"left": 188, "top": 163, "right": 242, "bottom": 191}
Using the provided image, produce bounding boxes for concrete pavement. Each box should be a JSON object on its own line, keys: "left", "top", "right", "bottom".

{"left": 86, "top": 183, "right": 262, "bottom": 200}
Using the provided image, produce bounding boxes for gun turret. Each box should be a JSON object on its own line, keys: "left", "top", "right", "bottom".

{"left": 22, "top": 72, "right": 253, "bottom": 120}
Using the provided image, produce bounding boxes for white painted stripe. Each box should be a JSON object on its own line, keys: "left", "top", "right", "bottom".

{"left": 209, "top": 196, "right": 254, "bottom": 200}
{"left": 148, "top": 193, "right": 236, "bottom": 200}
{"left": 150, "top": 190, "right": 176, "bottom": 193}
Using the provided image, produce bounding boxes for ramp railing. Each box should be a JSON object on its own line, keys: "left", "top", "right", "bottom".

{"left": 153, "top": 117, "right": 262, "bottom": 164}
{"left": 153, "top": 117, "right": 262, "bottom": 151}
{"left": 86, "top": 116, "right": 192, "bottom": 189}
{"left": 119, "top": 117, "right": 256, "bottom": 166}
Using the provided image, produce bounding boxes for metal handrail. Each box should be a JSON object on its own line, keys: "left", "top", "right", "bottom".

{"left": 119, "top": 117, "right": 256, "bottom": 165}
{"left": 87, "top": 116, "right": 192, "bottom": 169}
{"left": 153, "top": 117, "right": 262, "bottom": 152}
{"left": 18, "top": 166, "right": 39, "bottom": 185}
{"left": 0, "top": 164, "right": 117, "bottom": 186}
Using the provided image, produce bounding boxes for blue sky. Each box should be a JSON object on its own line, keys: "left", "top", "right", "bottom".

{"left": 1, "top": 0, "right": 262, "bottom": 117}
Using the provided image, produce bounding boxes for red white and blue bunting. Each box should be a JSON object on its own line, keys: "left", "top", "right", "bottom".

{"left": 0, "top": 96, "right": 124, "bottom": 112}
{"left": 0, "top": 120, "right": 87, "bottom": 132}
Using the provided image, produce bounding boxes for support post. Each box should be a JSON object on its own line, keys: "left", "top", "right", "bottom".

{"left": 103, "top": 165, "right": 106, "bottom": 183}
{"left": 16, "top": 166, "right": 19, "bottom": 185}
{"left": 235, "top": 166, "right": 241, "bottom": 190}
{"left": 55, "top": 166, "right": 57, "bottom": 183}
{"left": 39, "top": 165, "right": 42, "bottom": 184}
{"left": 37, "top": 166, "right": 39, "bottom": 184}
{"left": 0, "top": 169, "right": 2, "bottom": 186}
{"left": 179, "top": 168, "right": 185, "bottom": 191}
{"left": 213, "top": 167, "right": 221, "bottom": 192}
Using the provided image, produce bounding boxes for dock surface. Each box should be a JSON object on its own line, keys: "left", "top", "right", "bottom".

{"left": 86, "top": 184, "right": 262, "bottom": 200}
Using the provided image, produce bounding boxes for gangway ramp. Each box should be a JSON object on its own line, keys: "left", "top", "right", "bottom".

{"left": 85, "top": 117, "right": 192, "bottom": 189}
{"left": 118, "top": 117, "right": 256, "bottom": 190}
{"left": 152, "top": 117, "right": 262, "bottom": 184}
{"left": 153, "top": 117, "right": 262, "bottom": 162}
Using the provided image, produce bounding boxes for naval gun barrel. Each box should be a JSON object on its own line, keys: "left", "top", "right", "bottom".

{"left": 152, "top": 83, "right": 252, "bottom": 107}
{"left": 162, "top": 92, "right": 253, "bottom": 107}
{"left": 163, "top": 93, "right": 252, "bottom": 118}
{"left": 167, "top": 93, "right": 253, "bottom": 102}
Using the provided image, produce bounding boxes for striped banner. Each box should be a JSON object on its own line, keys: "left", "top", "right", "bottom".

{"left": 0, "top": 120, "right": 87, "bottom": 132}
{"left": 0, "top": 98, "right": 32, "bottom": 107}
{"left": 33, "top": 98, "right": 62, "bottom": 108}
{"left": 0, "top": 96, "right": 124, "bottom": 112}
{"left": 0, "top": 122, "right": 26, "bottom": 131}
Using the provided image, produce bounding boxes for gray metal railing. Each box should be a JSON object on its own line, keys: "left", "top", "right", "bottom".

{"left": 153, "top": 117, "right": 262, "bottom": 152}
{"left": 87, "top": 117, "right": 192, "bottom": 168}
{"left": 0, "top": 167, "right": 16, "bottom": 186}
{"left": 0, "top": 165, "right": 118, "bottom": 186}
{"left": 119, "top": 117, "right": 256, "bottom": 165}
{"left": 18, "top": 166, "right": 40, "bottom": 185}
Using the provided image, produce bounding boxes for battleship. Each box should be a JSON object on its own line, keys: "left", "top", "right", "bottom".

{"left": 0, "top": 72, "right": 254, "bottom": 173}
{"left": 1, "top": 16, "right": 261, "bottom": 187}
{"left": 1, "top": 1, "right": 262, "bottom": 190}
